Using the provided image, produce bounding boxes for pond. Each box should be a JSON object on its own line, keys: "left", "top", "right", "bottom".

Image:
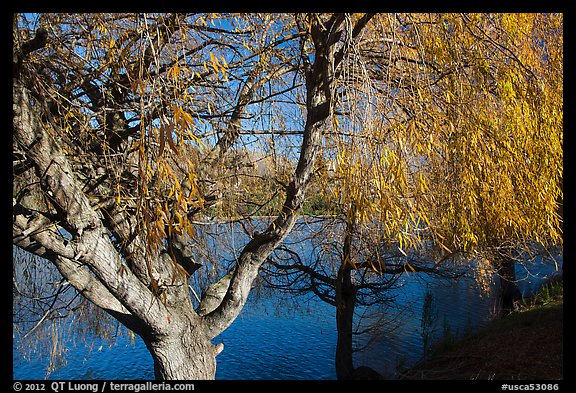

{"left": 12, "top": 221, "right": 562, "bottom": 380}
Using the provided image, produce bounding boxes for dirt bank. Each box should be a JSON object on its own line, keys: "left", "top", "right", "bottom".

{"left": 400, "top": 282, "right": 563, "bottom": 380}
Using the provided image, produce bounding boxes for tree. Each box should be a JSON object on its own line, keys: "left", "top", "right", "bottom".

{"left": 336, "top": 12, "right": 562, "bottom": 315}
{"left": 263, "top": 216, "right": 458, "bottom": 380}
{"left": 13, "top": 13, "right": 375, "bottom": 379}
{"left": 406, "top": 13, "right": 563, "bottom": 314}
{"left": 263, "top": 12, "right": 562, "bottom": 378}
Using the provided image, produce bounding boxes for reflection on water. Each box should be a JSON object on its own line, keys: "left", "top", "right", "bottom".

{"left": 354, "top": 272, "right": 497, "bottom": 377}
{"left": 12, "top": 225, "right": 562, "bottom": 380}
{"left": 12, "top": 292, "right": 337, "bottom": 380}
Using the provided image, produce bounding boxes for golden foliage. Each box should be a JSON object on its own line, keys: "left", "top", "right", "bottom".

{"left": 18, "top": 12, "right": 562, "bottom": 269}
{"left": 324, "top": 13, "right": 562, "bottom": 269}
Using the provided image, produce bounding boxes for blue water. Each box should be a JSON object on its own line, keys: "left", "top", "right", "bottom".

{"left": 215, "top": 295, "right": 337, "bottom": 380}
{"left": 12, "top": 292, "right": 337, "bottom": 380}
{"left": 12, "top": 233, "right": 562, "bottom": 380}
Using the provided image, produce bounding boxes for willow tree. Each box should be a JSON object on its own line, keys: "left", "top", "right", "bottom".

{"left": 263, "top": 12, "right": 562, "bottom": 378}
{"left": 406, "top": 13, "right": 563, "bottom": 314}
{"left": 13, "top": 13, "right": 375, "bottom": 379}
{"left": 327, "top": 13, "right": 563, "bottom": 314}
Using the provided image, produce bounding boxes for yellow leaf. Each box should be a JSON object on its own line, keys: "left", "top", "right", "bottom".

{"left": 167, "top": 64, "right": 180, "bottom": 81}
{"left": 438, "top": 241, "right": 452, "bottom": 254}
{"left": 209, "top": 51, "right": 218, "bottom": 65}
{"left": 209, "top": 52, "right": 220, "bottom": 75}
{"left": 180, "top": 196, "right": 188, "bottom": 211}
{"left": 185, "top": 128, "right": 202, "bottom": 145}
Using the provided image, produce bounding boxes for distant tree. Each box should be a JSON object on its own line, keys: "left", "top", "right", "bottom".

{"left": 405, "top": 13, "right": 563, "bottom": 314}
{"left": 263, "top": 214, "right": 458, "bottom": 380}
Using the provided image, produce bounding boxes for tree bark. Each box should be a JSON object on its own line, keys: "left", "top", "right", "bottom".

{"left": 143, "top": 312, "right": 222, "bottom": 380}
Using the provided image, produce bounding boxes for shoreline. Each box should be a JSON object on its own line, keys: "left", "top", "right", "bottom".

{"left": 398, "top": 279, "right": 563, "bottom": 380}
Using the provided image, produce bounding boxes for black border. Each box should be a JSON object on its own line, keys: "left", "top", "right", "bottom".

{"left": 6, "top": 3, "right": 573, "bottom": 391}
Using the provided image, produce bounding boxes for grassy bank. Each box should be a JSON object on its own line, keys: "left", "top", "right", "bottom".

{"left": 400, "top": 279, "right": 563, "bottom": 380}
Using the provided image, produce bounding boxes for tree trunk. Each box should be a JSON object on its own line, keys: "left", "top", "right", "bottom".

{"left": 145, "top": 336, "right": 216, "bottom": 380}
{"left": 495, "top": 256, "right": 521, "bottom": 317}
{"left": 335, "top": 268, "right": 356, "bottom": 380}
{"left": 143, "top": 312, "right": 222, "bottom": 380}
{"left": 335, "top": 219, "right": 356, "bottom": 380}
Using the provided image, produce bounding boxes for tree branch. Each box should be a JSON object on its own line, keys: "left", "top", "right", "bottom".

{"left": 14, "top": 28, "right": 48, "bottom": 77}
{"left": 201, "top": 14, "right": 346, "bottom": 339}
{"left": 13, "top": 81, "right": 171, "bottom": 337}
{"left": 13, "top": 217, "right": 143, "bottom": 333}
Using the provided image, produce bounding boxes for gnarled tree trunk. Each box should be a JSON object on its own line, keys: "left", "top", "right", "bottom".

{"left": 143, "top": 312, "right": 222, "bottom": 380}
